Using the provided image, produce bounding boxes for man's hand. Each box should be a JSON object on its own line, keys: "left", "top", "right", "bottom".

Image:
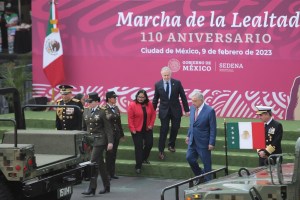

{"left": 258, "top": 151, "right": 267, "bottom": 158}
{"left": 208, "top": 145, "right": 214, "bottom": 150}
{"left": 107, "top": 143, "right": 113, "bottom": 151}
{"left": 185, "top": 137, "right": 189, "bottom": 144}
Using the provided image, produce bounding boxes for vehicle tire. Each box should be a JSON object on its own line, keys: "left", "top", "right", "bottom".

{"left": 0, "top": 178, "right": 15, "bottom": 200}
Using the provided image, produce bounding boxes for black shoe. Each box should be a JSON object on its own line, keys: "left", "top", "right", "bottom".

{"left": 82, "top": 188, "right": 95, "bottom": 196}
{"left": 136, "top": 168, "right": 141, "bottom": 174}
{"left": 111, "top": 175, "right": 119, "bottom": 179}
{"left": 143, "top": 160, "right": 150, "bottom": 164}
{"left": 168, "top": 146, "right": 176, "bottom": 152}
{"left": 99, "top": 186, "right": 110, "bottom": 194}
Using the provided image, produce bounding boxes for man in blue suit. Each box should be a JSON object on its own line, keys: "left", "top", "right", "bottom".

{"left": 186, "top": 91, "right": 216, "bottom": 183}
{"left": 153, "top": 66, "right": 190, "bottom": 160}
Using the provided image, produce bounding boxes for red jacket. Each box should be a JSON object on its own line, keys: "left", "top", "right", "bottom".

{"left": 127, "top": 101, "right": 156, "bottom": 132}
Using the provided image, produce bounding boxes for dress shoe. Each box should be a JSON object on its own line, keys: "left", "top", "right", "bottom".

{"left": 111, "top": 175, "right": 119, "bottom": 179}
{"left": 158, "top": 152, "right": 165, "bottom": 160}
{"left": 82, "top": 188, "right": 95, "bottom": 196}
{"left": 168, "top": 146, "right": 176, "bottom": 152}
{"left": 99, "top": 186, "right": 110, "bottom": 194}
{"left": 136, "top": 168, "right": 141, "bottom": 174}
{"left": 194, "top": 177, "right": 205, "bottom": 186}
{"left": 143, "top": 160, "right": 150, "bottom": 164}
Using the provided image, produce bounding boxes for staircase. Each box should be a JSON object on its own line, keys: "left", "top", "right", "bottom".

{"left": 0, "top": 111, "right": 298, "bottom": 180}
{"left": 115, "top": 125, "right": 297, "bottom": 179}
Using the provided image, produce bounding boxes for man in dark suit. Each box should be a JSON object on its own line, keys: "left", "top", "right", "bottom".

{"left": 256, "top": 106, "right": 283, "bottom": 166}
{"left": 153, "top": 66, "right": 189, "bottom": 160}
{"left": 186, "top": 91, "right": 217, "bottom": 183}
{"left": 56, "top": 85, "right": 84, "bottom": 130}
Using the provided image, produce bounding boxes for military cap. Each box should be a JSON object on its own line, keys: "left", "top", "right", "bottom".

{"left": 256, "top": 105, "right": 272, "bottom": 115}
{"left": 86, "top": 92, "right": 100, "bottom": 103}
{"left": 59, "top": 85, "right": 73, "bottom": 95}
{"left": 106, "top": 91, "right": 118, "bottom": 101}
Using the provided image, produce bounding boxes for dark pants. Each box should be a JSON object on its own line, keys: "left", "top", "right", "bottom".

{"left": 259, "top": 155, "right": 282, "bottom": 166}
{"left": 158, "top": 109, "right": 181, "bottom": 152}
{"left": 89, "top": 145, "right": 110, "bottom": 190}
{"left": 106, "top": 136, "right": 120, "bottom": 176}
{"left": 186, "top": 142, "right": 212, "bottom": 181}
{"left": 131, "top": 130, "right": 153, "bottom": 169}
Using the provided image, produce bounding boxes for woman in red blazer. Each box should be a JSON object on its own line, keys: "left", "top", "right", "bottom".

{"left": 127, "top": 89, "right": 156, "bottom": 174}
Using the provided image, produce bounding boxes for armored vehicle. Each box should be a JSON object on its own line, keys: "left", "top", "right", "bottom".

{"left": 0, "top": 88, "right": 93, "bottom": 200}
{"left": 183, "top": 137, "right": 300, "bottom": 200}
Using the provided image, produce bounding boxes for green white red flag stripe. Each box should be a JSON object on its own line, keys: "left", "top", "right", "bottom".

{"left": 226, "top": 122, "right": 265, "bottom": 149}
{"left": 43, "top": 0, "right": 64, "bottom": 88}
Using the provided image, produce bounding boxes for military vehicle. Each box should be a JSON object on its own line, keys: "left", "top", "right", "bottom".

{"left": 0, "top": 87, "right": 93, "bottom": 200}
{"left": 183, "top": 137, "right": 300, "bottom": 200}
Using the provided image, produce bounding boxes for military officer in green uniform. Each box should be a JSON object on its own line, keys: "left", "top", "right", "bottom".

{"left": 56, "top": 85, "right": 84, "bottom": 130}
{"left": 256, "top": 105, "right": 283, "bottom": 166}
{"left": 104, "top": 91, "right": 125, "bottom": 180}
{"left": 82, "top": 92, "right": 114, "bottom": 196}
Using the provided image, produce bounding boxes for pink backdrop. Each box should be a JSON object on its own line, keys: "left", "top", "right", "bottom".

{"left": 32, "top": 0, "right": 300, "bottom": 120}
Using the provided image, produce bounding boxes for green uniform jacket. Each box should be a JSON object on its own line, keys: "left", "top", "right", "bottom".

{"left": 83, "top": 105, "right": 114, "bottom": 146}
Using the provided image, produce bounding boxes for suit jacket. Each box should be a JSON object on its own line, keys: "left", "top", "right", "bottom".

{"left": 187, "top": 104, "right": 217, "bottom": 149}
{"left": 152, "top": 78, "right": 189, "bottom": 119}
{"left": 56, "top": 98, "right": 83, "bottom": 130}
{"left": 258, "top": 119, "right": 283, "bottom": 155}
{"left": 127, "top": 101, "right": 156, "bottom": 133}
{"left": 83, "top": 105, "right": 114, "bottom": 147}
{"left": 104, "top": 104, "right": 125, "bottom": 140}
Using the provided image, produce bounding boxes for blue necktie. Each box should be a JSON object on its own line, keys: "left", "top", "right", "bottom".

{"left": 166, "top": 82, "right": 169, "bottom": 98}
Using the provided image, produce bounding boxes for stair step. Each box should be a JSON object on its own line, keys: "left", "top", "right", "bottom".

{"left": 114, "top": 159, "right": 234, "bottom": 179}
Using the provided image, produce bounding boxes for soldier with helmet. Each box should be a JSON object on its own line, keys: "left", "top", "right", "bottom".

{"left": 104, "top": 91, "right": 125, "bottom": 180}
{"left": 256, "top": 105, "right": 283, "bottom": 166}
{"left": 56, "top": 85, "right": 84, "bottom": 130}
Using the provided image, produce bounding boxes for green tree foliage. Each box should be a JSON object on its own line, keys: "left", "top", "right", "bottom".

{"left": 0, "top": 61, "right": 32, "bottom": 111}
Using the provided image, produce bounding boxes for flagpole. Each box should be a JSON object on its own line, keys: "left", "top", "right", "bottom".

{"left": 224, "top": 119, "right": 229, "bottom": 175}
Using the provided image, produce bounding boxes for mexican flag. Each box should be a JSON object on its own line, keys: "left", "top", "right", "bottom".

{"left": 43, "top": 0, "right": 65, "bottom": 88}
{"left": 226, "top": 122, "right": 265, "bottom": 149}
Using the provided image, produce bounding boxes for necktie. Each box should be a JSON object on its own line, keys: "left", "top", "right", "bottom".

{"left": 194, "top": 107, "right": 199, "bottom": 122}
{"left": 166, "top": 82, "right": 169, "bottom": 98}
{"left": 91, "top": 108, "right": 95, "bottom": 114}
{"left": 111, "top": 107, "right": 116, "bottom": 113}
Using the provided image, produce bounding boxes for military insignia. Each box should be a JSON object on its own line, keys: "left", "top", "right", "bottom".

{"left": 268, "top": 127, "right": 275, "bottom": 134}
{"left": 72, "top": 98, "right": 80, "bottom": 102}
{"left": 66, "top": 107, "right": 75, "bottom": 115}
{"left": 100, "top": 105, "right": 107, "bottom": 110}
{"left": 95, "top": 115, "right": 100, "bottom": 120}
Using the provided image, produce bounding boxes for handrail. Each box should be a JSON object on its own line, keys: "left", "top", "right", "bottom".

{"left": 22, "top": 104, "right": 82, "bottom": 129}
{"left": 160, "top": 167, "right": 227, "bottom": 200}
{"left": 0, "top": 118, "right": 17, "bottom": 147}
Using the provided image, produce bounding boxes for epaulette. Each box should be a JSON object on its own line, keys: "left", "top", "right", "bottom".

{"left": 72, "top": 98, "right": 80, "bottom": 102}
{"left": 100, "top": 105, "right": 107, "bottom": 110}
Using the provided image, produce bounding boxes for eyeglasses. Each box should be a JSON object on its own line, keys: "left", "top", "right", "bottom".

{"left": 137, "top": 96, "right": 145, "bottom": 99}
